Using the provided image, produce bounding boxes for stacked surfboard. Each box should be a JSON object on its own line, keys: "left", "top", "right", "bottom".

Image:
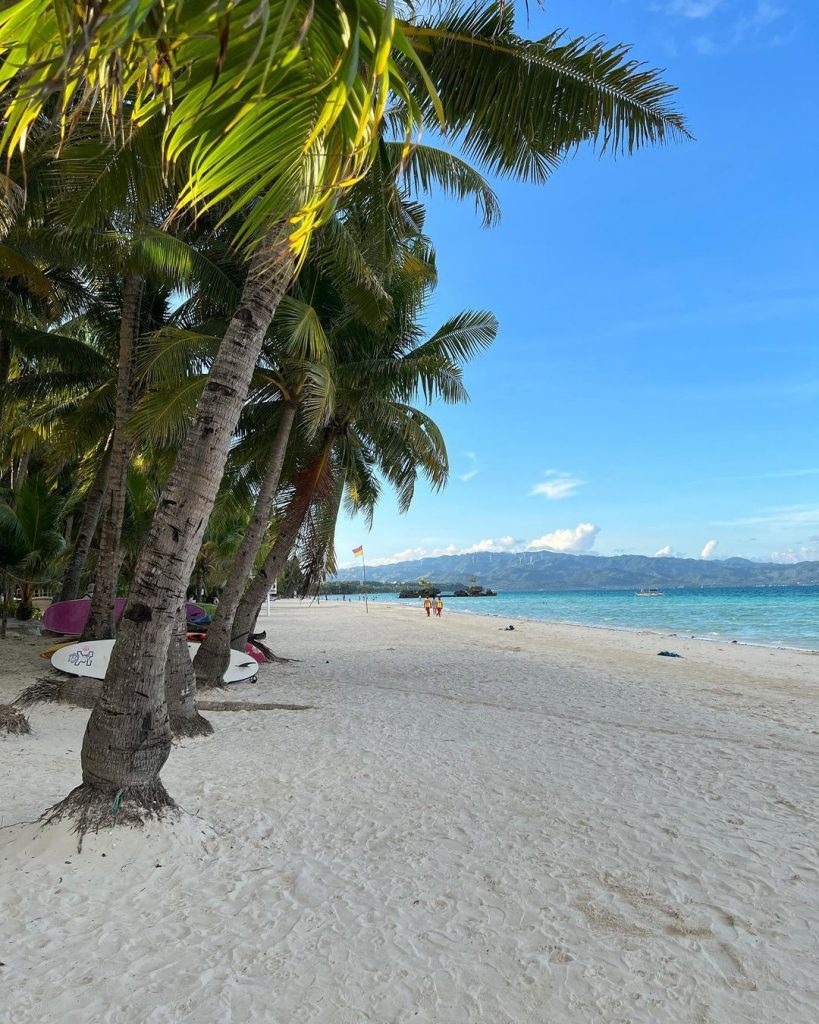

{"left": 44, "top": 599, "right": 258, "bottom": 683}
{"left": 51, "top": 639, "right": 258, "bottom": 683}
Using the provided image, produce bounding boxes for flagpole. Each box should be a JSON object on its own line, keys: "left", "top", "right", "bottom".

{"left": 362, "top": 549, "right": 368, "bottom": 614}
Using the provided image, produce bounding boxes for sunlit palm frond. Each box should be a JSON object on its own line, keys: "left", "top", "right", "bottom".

{"left": 401, "top": 1, "right": 690, "bottom": 182}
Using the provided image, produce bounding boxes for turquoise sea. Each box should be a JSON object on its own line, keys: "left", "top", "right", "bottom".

{"left": 361, "top": 586, "right": 819, "bottom": 650}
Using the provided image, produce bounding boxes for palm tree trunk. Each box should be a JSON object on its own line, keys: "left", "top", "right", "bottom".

{"left": 45, "top": 228, "right": 294, "bottom": 831}
{"left": 0, "top": 329, "right": 9, "bottom": 490}
{"left": 167, "top": 608, "right": 212, "bottom": 738}
{"left": 194, "top": 401, "right": 297, "bottom": 688}
{"left": 230, "top": 436, "right": 335, "bottom": 650}
{"left": 12, "top": 449, "right": 30, "bottom": 490}
{"left": 59, "top": 442, "right": 113, "bottom": 602}
{"left": 230, "top": 526, "right": 298, "bottom": 652}
{"left": 83, "top": 273, "right": 144, "bottom": 640}
{"left": 0, "top": 328, "right": 10, "bottom": 433}
{"left": 1, "top": 571, "right": 8, "bottom": 639}
{"left": 16, "top": 579, "right": 33, "bottom": 620}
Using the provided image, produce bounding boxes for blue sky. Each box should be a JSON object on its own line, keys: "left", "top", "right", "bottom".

{"left": 337, "top": 0, "right": 819, "bottom": 568}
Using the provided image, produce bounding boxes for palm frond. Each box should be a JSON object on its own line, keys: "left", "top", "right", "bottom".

{"left": 410, "top": 309, "right": 498, "bottom": 366}
{"left": 386, "top": 142, "right": 500, "bottom": 226}
{"left": 401, "top": 2, "right": 689, "bottom": 182}
{"left": 128, "top": 376, "right": 209, "bottom": 446}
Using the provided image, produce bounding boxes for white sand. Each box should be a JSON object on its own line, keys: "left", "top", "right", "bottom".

{"left": 1, "top": 601, "right": 818, "bottom": 1023}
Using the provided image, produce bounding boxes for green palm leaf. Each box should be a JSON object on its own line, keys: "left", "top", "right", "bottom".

{"left": 401, "top": 2, "right": 690, "bottom": 181}
{"left": 386, "top": 142, "right": 500, "bottom": 227}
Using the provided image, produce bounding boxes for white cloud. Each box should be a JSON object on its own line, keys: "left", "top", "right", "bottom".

{"left": 528, "top": 523, "right": 600, "bottom": 554}
{"left": 367, "top": 544, "right": 459, "bottom": 566}
{"left": 530, "top": 470, "right": 584, "bottom": 501}
{"left": 768, "top": 546, "right": 819, "bottom": 564}
{"left": 713, "top": 505, "right": 819, "bottom": 528}
{"left": 693, "top": 0, "right": 788, "bottom": 54}
{"left": 462, "top": 536, "right": 520, "bottom": 554}
{"left": 354, "top": 526, "right": 600, "bottom": 567}
{"left": 700, "top": 539, "right": 719, "bottom": 559}
{"left": 655, "top": 545, "right": 673, "bottom": 557}
{"left": 458, "top": 451, "right": 481, "bottom": 483}
{"left": 666, "top": 0, "right": 723, "bottom": 18}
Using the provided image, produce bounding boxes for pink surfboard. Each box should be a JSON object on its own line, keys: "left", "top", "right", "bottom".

{"left": 43, "top": 598, "right": 205, "bottom": 636}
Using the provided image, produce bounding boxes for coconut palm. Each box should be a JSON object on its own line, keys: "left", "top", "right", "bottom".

{"left": 0, "top": 474, "right": 65, "bottom": 618}
{"left": 0, "top": 0, "right": 687, "bottom": 827}
{"left": 190, "top": 183, "right": 439, "bottom": 686}
{"left": 229, "top": 290, "right": 499, "bottom": 654}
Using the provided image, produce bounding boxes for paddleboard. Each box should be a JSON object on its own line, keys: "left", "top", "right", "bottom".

{"left": 51, "top": 639, "right": 258, "bottom": 683}
{"left": 43, "top": 599, "right": 205, "bottom": 636}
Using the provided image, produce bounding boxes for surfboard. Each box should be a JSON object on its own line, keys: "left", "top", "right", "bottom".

{"left": 185, "top": 634, "right": 266, "bottom": 664}
{"left": 43, "top": 599, "right": 205, "bottom": 636}
{"left": 51, "top": 639, "right": 258, "bottom": 683}
{"left": 245, "top": 642, "right": 266, "bottom": 664}
{"left": 39, "top": 640, "right": 76, "bottom": 659}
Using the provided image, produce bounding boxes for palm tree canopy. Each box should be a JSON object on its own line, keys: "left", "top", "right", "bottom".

{"left": 0, "top": 0, "right": 435, "bottom": 254}
{"left": 400, "top": 2, "right": 690, "bottom": 180}
{"left": 0, "top": 0, "right": 689, "bottom": 259}
{"left": 0, "top": 474, "right": 65, "bottom": 575}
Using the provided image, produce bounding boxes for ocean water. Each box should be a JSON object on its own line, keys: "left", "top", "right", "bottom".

{"left": 363, "top": 586, "right": 819, "bottom": 650}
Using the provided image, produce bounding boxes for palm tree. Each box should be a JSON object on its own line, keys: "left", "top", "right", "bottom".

{"left": 190, "top": 180, "right": 436, "bottom": 686}
{"left": 1, "top": 0, "right": 687, "bottom": 829}
{"left": 0, "top": 474, "right": 65, "bottom": 619}
{"left": 230, "top": 287, "right": 499, "bottom": 654}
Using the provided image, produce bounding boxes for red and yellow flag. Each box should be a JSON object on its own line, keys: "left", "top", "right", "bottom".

{"left": 352, "top": 545, "right": 364, "bottom": 557}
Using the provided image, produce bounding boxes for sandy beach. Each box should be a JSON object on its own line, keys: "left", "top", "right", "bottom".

{"left": 2, "top": 600, "right": 818, "bottom": 1023}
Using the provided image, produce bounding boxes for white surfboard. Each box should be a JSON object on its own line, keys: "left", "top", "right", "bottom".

{"left": 51, "top": 639, "right": 258, "bottom": 684}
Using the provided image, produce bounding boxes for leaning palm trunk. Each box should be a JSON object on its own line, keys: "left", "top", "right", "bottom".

{"left": 231, "top": 437, "right": 336, "bottom": 651}
{"left": 0, "top": 329, "right": 10, "bottom": 435}
{"left": 1, "top": 570, "right": 9, "bottom": 639}
{"left": 59, "top": 442, "right": 113, "bottom": 602}
{"left": 167, "top": 608, "right": 212, "bottom": 737}
{"left": 45, "top": 228, "right": 294, "bottom": 832}
{"left": 194, "top": 402, "right": 297, "bottom": 688}
{"left": 83, "top": 273, "right": 143, "bottom": 640}
{"left": 0, "top": 330, "right": 9, "bottom": 492}
{"left": 230, "top": 525, "right": 302, "bottom": 653}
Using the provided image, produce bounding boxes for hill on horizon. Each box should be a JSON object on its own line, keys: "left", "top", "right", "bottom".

{"left": 332, "top": 550, "right": 819, "bottom": 591}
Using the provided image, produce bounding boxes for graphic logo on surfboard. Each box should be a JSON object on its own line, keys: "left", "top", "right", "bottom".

{"left": 66, "top": 645, "right": 95, "bottom": 668}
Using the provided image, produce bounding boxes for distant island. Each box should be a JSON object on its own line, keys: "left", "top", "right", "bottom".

{"left": 331, "top": 550, "right": 819, "bottom": 592}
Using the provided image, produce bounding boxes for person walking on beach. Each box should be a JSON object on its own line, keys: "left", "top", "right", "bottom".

{"left": 423, "top": 596, "right": 432, "bottom": 617}
{"left": 435, "top": 597, "right": 443, "bottom": 618}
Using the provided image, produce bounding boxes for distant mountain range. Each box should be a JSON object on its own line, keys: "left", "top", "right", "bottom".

{"left": 333, "top": 550, "right": 819, "bottom": 591}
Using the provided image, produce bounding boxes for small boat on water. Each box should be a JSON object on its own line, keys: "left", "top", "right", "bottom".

{"left": 635, "top": 588, "right": 664, "bottom": 597}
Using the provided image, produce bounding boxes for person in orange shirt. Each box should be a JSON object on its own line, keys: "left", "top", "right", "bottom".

{"left": 435, "top": 597, "right": 443, "bottom": 617}
{"left": 423, "top": 596, "right": 432, "bottom": 617}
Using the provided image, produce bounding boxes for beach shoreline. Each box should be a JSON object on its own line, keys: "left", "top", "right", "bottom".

{"left": 357, "top": 593, "right": 819, "bottom": 654}
{"left": 2, "top": 601, "right": 818, "bottom": 1022}
{"left": 337, "top": 588, "right": 819, "bottom": 654}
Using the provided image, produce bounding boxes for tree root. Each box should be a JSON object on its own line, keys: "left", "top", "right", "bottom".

{"left": 198, "top": 700, "right": 313, "bottom": 711}
{"left": 14, "top": 676, "right": 62, "bottom": 708}
{"left": 170, "top": 711, "right": 215, "bottom": 739}
{"left": 41, "top": 780, "right": 178, "bottom": 850}
{"left": 14, "top": 674, "right": 100, "bottom": 709}
{"left": 0, "top": 703, "right": 32, "bottom": 735}
{"left": 196, "top": 678, "right": 230, "bottom": 693}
